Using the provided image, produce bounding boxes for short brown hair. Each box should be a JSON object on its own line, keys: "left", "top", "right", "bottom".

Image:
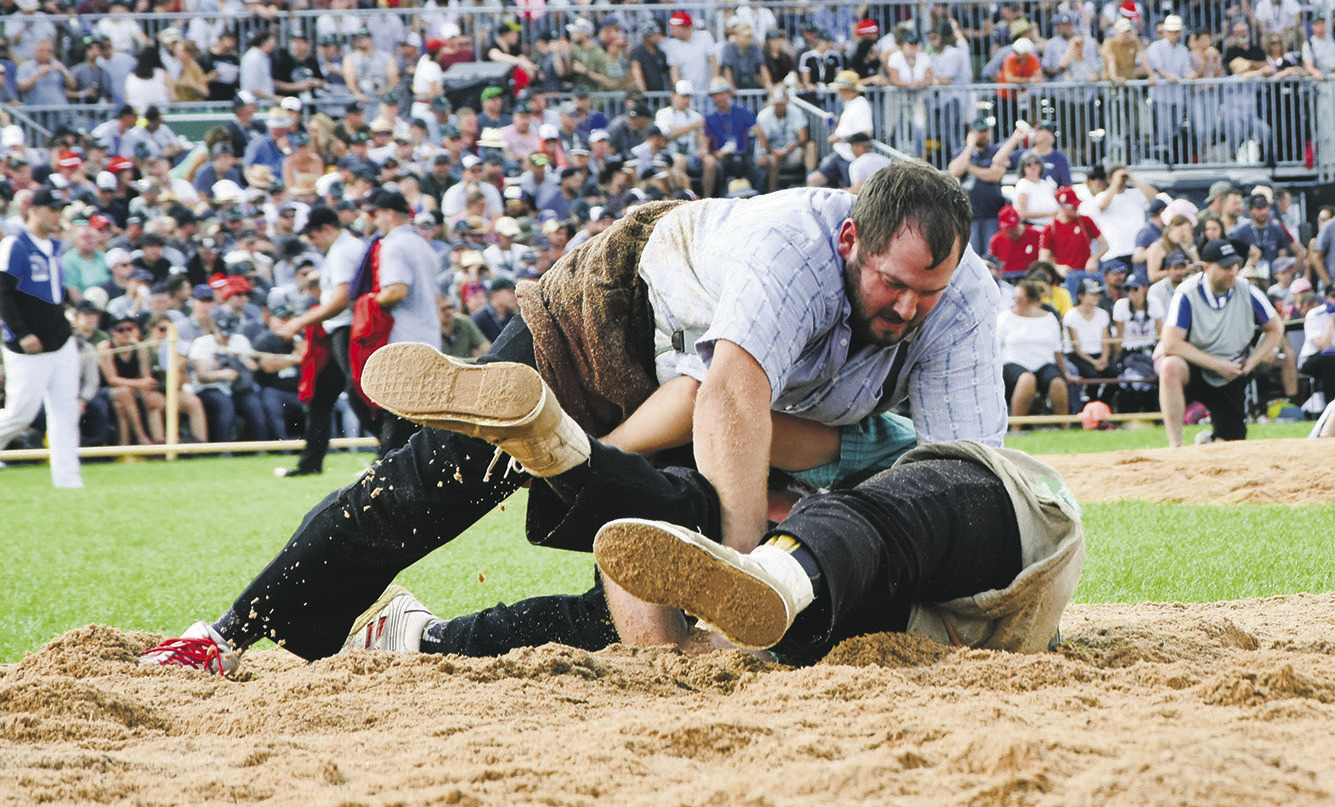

{"left": 849, "top": 161, "right": 971, "bottom": 271}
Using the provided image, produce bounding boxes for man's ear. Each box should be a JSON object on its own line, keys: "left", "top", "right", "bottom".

{"left": 836, "top": 218, "right": 857, "bottom": 263}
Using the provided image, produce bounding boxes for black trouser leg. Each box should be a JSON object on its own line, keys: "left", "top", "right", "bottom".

{"left": 296, "top": 326, "right": 353, "bottom": 473}
{"left": 220, "top": 318, "right": 539, "bottom": 660}
{"left": 422, "top": 575, "right": 619, "bottom": 656}
{"left": 769, "top": 458, "right": 1024, "bottom": 663}
{"left": 420, "top": 440, "right": 724, "bottom": 656}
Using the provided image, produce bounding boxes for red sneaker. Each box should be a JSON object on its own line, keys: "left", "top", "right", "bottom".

{"left": 138, "top": 621, "right": 240, "bottom": 676}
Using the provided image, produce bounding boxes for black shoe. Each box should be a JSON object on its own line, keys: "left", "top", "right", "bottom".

{"left": 275, "top": 466, "right": 321, "bottom": 478}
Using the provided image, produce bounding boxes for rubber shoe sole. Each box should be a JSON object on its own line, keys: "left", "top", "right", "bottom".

{"left": 361, "top": 343, "right": 543, "bottom": 435}
{"left": 593, "top": 518, "right": 791, "bottom": 649}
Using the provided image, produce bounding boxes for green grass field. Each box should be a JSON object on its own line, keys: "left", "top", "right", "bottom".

{"left": 2, "top": 423, "right": 1330, "bottom": 663}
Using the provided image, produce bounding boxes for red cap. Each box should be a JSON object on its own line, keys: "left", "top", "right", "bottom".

{"left": 424, "top": 37, "right": 445, "bottom": 53}
{"left": 1056, "top": 186, "right": 1081, "bottom": 208}
{"left": 1119, "top": 0, "right": 1140, "bottom": 18}
{"left": 220, "top": 275, "right": 254, "bottom": 300}
{"left": 88, "top": 214, "right": 111, "bottom": 230}
{"left": 107, "top": 156, "right": 134, "bottom": 173}
{"left": 669, "top": 10, "right": 692, "bottom": 26}
{"left": 855, "top": 19, "right": 879, "bottom": 36}
{"left": 998, "top": 205, "right": 1020, "bottom": 227}
{"left": 57, "top": 149, "right": 83, "bottom": 169}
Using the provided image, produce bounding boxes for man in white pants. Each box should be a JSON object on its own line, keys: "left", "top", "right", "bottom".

{"left": 0, "top": 186, "right": 83, "bottom": 487}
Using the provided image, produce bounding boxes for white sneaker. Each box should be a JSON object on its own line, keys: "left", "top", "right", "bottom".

{"left": 340, "top": 585, "right": 437, "bottom": 654}
{"left": 360, "top": 342, "right": 590, "bottom": 477}
{"left": 138, "top": 621, "right": 241, "bottom": 677}
{"left": 593, "top": 519, "right": 814, "bottom": 649}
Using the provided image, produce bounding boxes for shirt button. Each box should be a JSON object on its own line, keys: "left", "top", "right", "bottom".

{"left": 840, "top": 338, "right": 848, "bottom": 346}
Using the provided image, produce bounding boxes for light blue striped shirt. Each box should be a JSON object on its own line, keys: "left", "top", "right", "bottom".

{"left": 637, "top": 188, "right": 1006, "bottom": 446}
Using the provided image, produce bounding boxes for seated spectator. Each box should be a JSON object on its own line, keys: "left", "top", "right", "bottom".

{"left": 1110, "top": 275, "right": 1163, "bottom": 411}
{"left": 1298, "top": 284, "right": 1335, "bottom": 405}
{"left": 998, "top": 278, "right": 1070, "bottom": 426}
{"left": 755, "top": 86, "right": 813, "bottom": 191}
{"left": 250, "top": 303, "right": 305, "bottom": 441}
{"left": 1064, "top": 278, "right": 1117, "bottom": 403}
{"left": 97, "top": 315, "right": 164, "bottom": 445}
{"left": 1013, "top": 151, "right": 1058, "bottom": 230}
{"left": 144, "top": 312, "right": 208, "bottom": 442}
{"left": 438, "top": 293, "right": 490, "bottom": 360}
{"left": 469, "top": 277, "right": 518, "bottom": 343}
{"left": 989, "top": 205, "right": 1041, "bottom": 279}
{"left": 1026, "top": 260, "right": 1075, "bottom": 316}
{"left": 807, "top": 71, "right": 870, "bottom": 188}
{"left": 1230, "top": 193, "right": 1306, "bottom": 284}
{"left": 62, "top": 224, "right": 109, "bottom": 297}
{"left": 701, "top": 78, "right": 768, "bottom": 197}
{"left": 845, "top": 133, "right": 890, "bottom": 194}
{"left": 106, "top": 267, "right": 154, "bottom": 321}
{"left": 189, "top": 309, "right": 267, "bottom": 442}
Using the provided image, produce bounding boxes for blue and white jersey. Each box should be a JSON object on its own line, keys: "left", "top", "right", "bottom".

{"left": 0, "top": 229, "right": 71, "bottom": 351}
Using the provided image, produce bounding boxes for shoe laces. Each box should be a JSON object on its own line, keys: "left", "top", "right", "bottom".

{"left": 143, "top": 636, "right": 227, "bottom": 676}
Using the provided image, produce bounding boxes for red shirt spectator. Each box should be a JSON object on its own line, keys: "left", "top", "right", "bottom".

{"left": 990, "top": 205, "right": 1042, "bottom": 278}
{"left": 1040, "top": 214, "right": 1101, "bottom": 270}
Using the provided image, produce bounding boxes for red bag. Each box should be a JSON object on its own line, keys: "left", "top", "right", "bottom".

{"left": 297, "top": 323, "right": 331, "bottom": 404}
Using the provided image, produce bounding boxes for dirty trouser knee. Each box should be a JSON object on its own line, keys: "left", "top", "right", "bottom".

{"left": 770, "top": 458, "right": 1023, "bottom": 663}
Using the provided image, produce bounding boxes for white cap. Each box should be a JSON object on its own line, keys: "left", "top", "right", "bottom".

{"left": 674, "top": 79, "right": 693, "bottom": 95}
{"left": 441, "top": 21, "right": 461, "bottom": 38}
{"left": 495, "top": 216, "right": 521, "bottom": 236}
{"left": 1012, "top": 37, "right": 1035, "bottom": 55}
{"left": 315, "top": 171, "right": 342, "bottom": 198}
{"left": 538, "top": 123, "right": 560, "bottom": 140}
{"left": 460, "top": 250, "right": 485, "bottom": 268}
{"left": 105, "top": 247, "right": 131, "bottom": 267}
{"left": 96, "top": 171, "right": 118, "bottom": 190}
{"left": 589, "top": 129, "right": 610, "bottom": 143}
{"left": 212, "top": 179, "right": 243, "bottom": 203}
{"left": 1, "top": 125, "right": 25, "bottom": 148}
{"left": 280, "top": 96, "right": 303, "bottom": 112}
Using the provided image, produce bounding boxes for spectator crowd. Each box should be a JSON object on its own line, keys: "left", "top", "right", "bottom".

{"left": 3, "top": 0, "right": 1335, "bottom": 473}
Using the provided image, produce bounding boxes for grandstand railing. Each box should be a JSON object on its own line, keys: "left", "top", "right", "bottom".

{"left": 18, "top": 73, "right": 1329, "bottom": 182}
{"left": 47, "top": 0, "right": 1303, "bottom": 71}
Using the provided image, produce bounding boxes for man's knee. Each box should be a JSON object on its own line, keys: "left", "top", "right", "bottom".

{"left": 1159, "top": 356, "right": 1190, "bottom": 385}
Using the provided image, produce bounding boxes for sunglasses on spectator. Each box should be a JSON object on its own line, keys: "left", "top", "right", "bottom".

{"left": 279, "top": 210, "right": 297, "bottom": 217}
{"left": 113, "top": 325, "right": 137, "bottom": 333}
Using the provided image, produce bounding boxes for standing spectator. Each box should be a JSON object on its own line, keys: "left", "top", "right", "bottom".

{"left": 1253, "top": 0, "right": 1303, "bottom": 44}
{"left": 662, "top": 11, "right": 716, "bottom": 97}
{"left": 797, "top": 27, "right": 842, "bottom": 89}
{"left": 755, "top": 86, "right": 813, "bottom": 192}
{"left": 70, "top": 35, "right": 114, "bottom": 105}
{"left": 239, "top": 29, "right": 279, "bottom": 103}
{"left": 848, "top": 19, "right": 886, "bottom": 84}
{"left": 989, "top": 205, "right": 1042, "bottom": 279}
{"left": 763, "top": 29, "right": 796, "bottom": 87}
{"left": 1303, "top": 15, "right": 1335, "bottom": 75}
{"left": 1040, "top": 186, "right": 1107, "bottom": 291}
{"left": 16, "top": 39, "right": 72, "bottom": 105}
{"left": 124, "top": 45, "right": 174, "bottom": 113}
{"left": 1157, "top": 239, "right": 1284, "bottom": 446}
{"left": 95, "top": 0, "right": 149, "bottom": 56}
{"left": 1013, "top": 152, "right": 1059, "bottom": 230}
{"left": 998, "top": 277, "right": 1069, "bottom": 425}
{"left": 486, "top": 16, "right": 537, "bottom": 89}
{"left": 929, "top": 21, "right": 973, "bottom": 163}
{"left": 720, "top": 22, "right": 768, "bottom": 91}
{"left": 807, "top": 71, "right": 871, "bottom": 188}
{"left": 885, "top": 30, "right": 932, "bottom": 157}
{"left": 566, "top": 17, "right": 610, "bottom": 94}
{"left": 1143, "top": 16, "right": 1191, "bottom": 164}
{"left": 996, "top": 38, "right": 1043, "bottom": 133}
{"left": 6, "top": 0, "right": 54, "bottom": 63}
{"left": 197, "top": 28, "right": 240, "bottom": 102}
{"left": 1088, "top": 164, "right": 1157, "bottom": 276}
{"left": 272, "top": 30, "right": 323, "bottom": 102}
{"left": 0, "top": 187, "right": 82, "bottom": 487}
{"left": 630, "top": 19, "right": 670, "bottom": 93}
{"left": 950, "top": 118, "right": 1023, "bottom": 255}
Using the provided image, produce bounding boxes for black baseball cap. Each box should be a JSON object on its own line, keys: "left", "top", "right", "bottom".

{"left": 365, "top": 188, "right": 411, "bottom": 214}
{"left": 1200, "top": 238, "right": 1243, "bottom": 268}
{"left": 301, "top": 205, "right": 340, "bottom": 233}
{"left": 32, "top": 186, "right": 70, "bottom": 209}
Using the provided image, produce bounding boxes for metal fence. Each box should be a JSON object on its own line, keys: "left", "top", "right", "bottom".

{"left": 10, "top": 74, "right": 1331, "bottom": 182}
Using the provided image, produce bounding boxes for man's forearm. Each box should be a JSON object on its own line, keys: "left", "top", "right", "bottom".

{"left": 693, "top": 341, "right": 772, "bottom": 553}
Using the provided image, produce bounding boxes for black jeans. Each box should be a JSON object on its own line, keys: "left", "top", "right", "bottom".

{"left": 426, "top": 450, "right": 1022, "bottom": 665}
